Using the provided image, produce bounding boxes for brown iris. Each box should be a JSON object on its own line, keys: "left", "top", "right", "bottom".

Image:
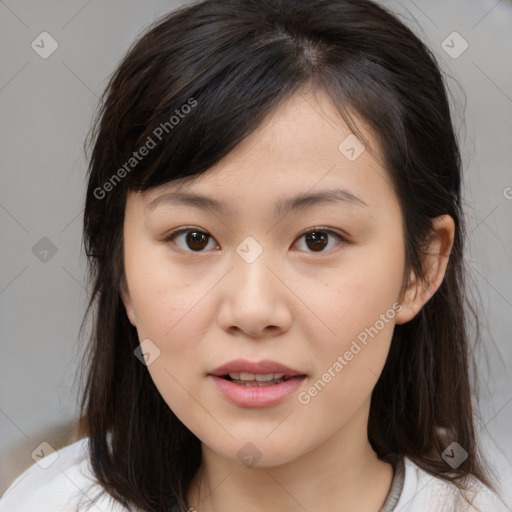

{"left": 186, "top": 231, "right": 209, "bottom": 251}
{"left": 304, "top": 231, "right": 328, "bottom": 252}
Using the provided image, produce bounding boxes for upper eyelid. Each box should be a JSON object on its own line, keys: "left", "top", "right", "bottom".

{"left": 165, "top": 226, "right": 345, "bottom": 236}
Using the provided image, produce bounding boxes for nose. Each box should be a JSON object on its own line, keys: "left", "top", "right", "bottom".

{"left": 216, "top": 244, "right": 292, "bottom": 339}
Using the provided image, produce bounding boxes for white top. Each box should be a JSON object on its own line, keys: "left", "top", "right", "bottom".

{"left": 1, "top": 437, "right": 511, "bottom": 512}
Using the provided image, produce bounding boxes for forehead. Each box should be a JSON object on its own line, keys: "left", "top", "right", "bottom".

{"left": 138, "top": 90, "right": 395, "bottom": 215}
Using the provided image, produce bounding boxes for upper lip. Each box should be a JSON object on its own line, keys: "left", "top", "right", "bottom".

{"left": 209, "top": 359, "right": 305, "bottom": 377}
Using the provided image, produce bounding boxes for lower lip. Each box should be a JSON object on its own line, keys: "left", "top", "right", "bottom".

{"left": 208, "top": 375, "right": 306, "bottom": 407}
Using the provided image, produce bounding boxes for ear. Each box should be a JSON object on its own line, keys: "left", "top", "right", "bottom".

{"left": 395, "top": 214, "right": 455, "bottom": 325}
{"left": 120, "top": 275, "right": 137, "bottom": 326}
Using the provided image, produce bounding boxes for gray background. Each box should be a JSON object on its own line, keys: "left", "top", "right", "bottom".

{"left": 1, "top": 0, "right": 511, "bottom": 495}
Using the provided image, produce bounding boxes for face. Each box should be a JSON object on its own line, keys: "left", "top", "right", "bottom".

{"left": 121, "top": 89, "right": 410, "bottom": 467}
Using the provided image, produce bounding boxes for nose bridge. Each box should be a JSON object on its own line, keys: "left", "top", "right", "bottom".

{"left": 217, "top": 234, "right": 291, "bottom": 336}
{"left": 232, "top": 234, "right": 275, "bottom": 297}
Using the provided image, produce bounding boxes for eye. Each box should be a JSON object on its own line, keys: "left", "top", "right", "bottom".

{"left": 164, "top": 227, "right": 219, "bottom": 252}
{"left": 293, "top": 227, "right": 347, "bottom": 253}
{"left": 163, "top": 226, "right": 347, "bottom": 254}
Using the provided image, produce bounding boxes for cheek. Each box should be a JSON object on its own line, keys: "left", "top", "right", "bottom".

{"left": 128, "top": 266, "right": 213, "bottom": 427}
{"left": 295, "top": 231, "right": 405, "bottom": 406}
{"left": 296, "top": 276, "right": 400, "bottom": 427}
{"left": 303, "top": 247, "right": 404, "bottom": 352}
{"left": 124, "top": 246, "right": 217, "bottom": 382}
{"left": 125, "top": 244, "right": 212, "bottom": 340}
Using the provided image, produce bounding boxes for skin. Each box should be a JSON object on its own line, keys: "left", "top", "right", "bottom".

{"left": 121, "top": 88, "right": 455, "bottom": 512}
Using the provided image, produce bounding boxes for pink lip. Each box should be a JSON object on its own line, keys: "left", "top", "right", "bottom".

{"left": 208, "top": 359, "right": 307, "bottom": 407}
{"left": 209, "top": 358, "right": 304, "bottom": 377}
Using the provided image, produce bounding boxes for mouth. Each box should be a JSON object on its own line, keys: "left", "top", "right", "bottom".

{"left": 208, "top": 359, "right": 307, "bottom": 406}
{"left": 209, "top": 358, "right": 306, "bottom": 383}
{"left": 221, "top": 372, "right": 297, "bottom": 387}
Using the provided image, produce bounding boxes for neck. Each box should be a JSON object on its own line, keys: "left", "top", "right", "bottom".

{"left": 186, "top": 401, "right": 394, "bottom": 512}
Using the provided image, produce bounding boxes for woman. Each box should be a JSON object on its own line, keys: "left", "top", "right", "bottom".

{"left": 1, "top": 0, "right": 510, "bottom": 510}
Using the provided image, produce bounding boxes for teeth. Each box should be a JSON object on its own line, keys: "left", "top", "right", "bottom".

{"left": 255, "top": 373, "right": 281, "bottom": 381}
{"left": 228, "top": 372, "right": 286, "bottom": 381}
{"left": 235, "top": 379, "right": 284, "bottom": 386}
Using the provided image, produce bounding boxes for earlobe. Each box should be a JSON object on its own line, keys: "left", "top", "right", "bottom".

{"left": 395, "top": 215, "right": 455, "bottom": 325}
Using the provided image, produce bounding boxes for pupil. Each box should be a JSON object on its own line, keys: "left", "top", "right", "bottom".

{"left": 186, "top": 231, "right": 208, "bottom": 251}
{"left": 305, "top": 231, "right": 327, "bottom": 251}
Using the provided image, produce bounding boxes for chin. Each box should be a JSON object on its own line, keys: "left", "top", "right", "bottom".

{"left": 202, "top": 434, "right": 309, "bottom": 469}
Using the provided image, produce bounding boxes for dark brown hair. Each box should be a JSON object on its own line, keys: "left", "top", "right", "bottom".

{"left": 77, "top": 0, "right": 493, "bottom": 510}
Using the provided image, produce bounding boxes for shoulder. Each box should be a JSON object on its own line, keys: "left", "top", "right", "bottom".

{"left": 395, "top": 456, "right": 512, "bottom": 512}
{"left": 0, "top": 437, "right": 130, "bottom": 512}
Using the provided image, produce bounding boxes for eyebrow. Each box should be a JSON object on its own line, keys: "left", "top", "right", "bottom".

{"left": 146, "top": 186, "right": 369, "bottom": 216}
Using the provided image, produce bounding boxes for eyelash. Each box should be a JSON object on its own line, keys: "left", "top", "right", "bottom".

{"left": 163, "top": 226, "right": 348, "bottom": 254}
